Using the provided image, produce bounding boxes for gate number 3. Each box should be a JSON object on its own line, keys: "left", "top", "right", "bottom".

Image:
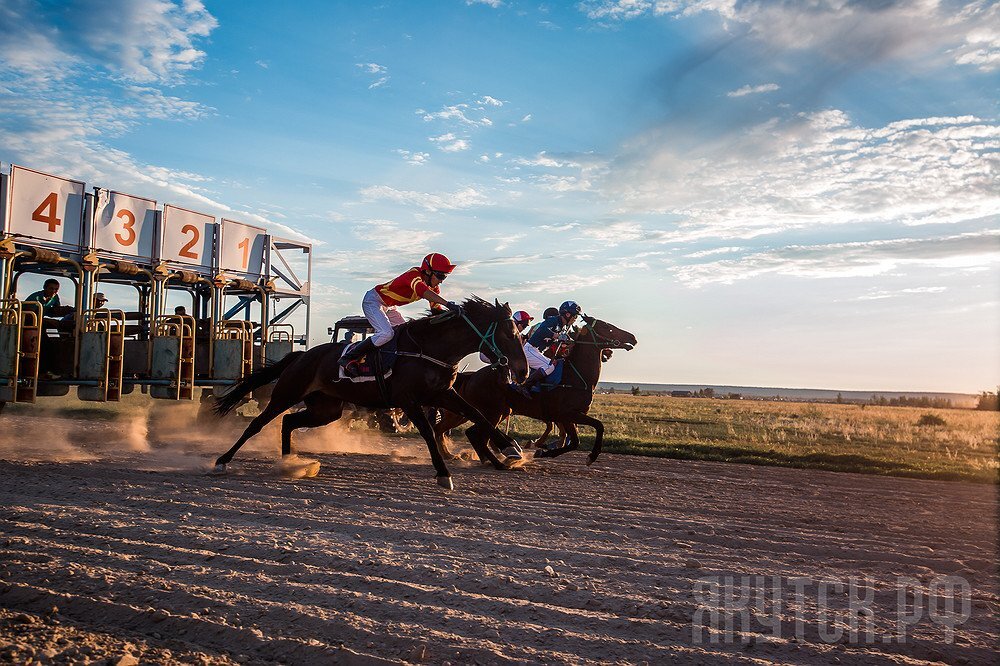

{"left": 114, "top": 209, "right": 137, "bottom": 246}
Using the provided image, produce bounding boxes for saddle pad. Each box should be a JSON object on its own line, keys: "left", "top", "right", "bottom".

{"left": 536, "top": 359, "right": 565, "bottom": 391}
{"left": 338, "top": 366, "right": 393, "bottom": 382}
{"left": 338, "top": 338, "right": 397, "bottom": 382}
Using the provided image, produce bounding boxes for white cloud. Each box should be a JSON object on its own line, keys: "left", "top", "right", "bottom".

{"left": 605, "top": 112, "right": 1000, "bottom": 242}
{"left": 79, "top": 0, "right": 218, "bottom": 84}
{"left": 394, "top": 149, "right": 430, "bottom": 165}
{"left": 421, "top": 104, "right": 491, "bottom": 127}
{"left": 356, "top": 62, "right": 388, "bottom": 88}
{"left": 0, "top": 0, "right": 217, "bottom": 84}
{"left": 579, "top": 0, "right": 1000, "bottom": 72}
{"left": 521, "top": 114, "right": 532, "bottom": 122}
{"left": 579, "top": 220, "right": 645, "bottom": 246}
{"left": 483, "top": 233, "right": 526, "bottom": 251}
{"left": 477, "top": 95, "right": 504, "bottom": 107}
{"left": 359, "top": 185, "right": 493, "bottom": 212}
{"left": 684, "top": 246, "right": 744, "bottom": 258}
{"left": 727, "top": 83, "right": 779, "bottom": 98}
{"left": 673, "top": 230, "right": 1000, "bottom": 287}
{"left": 466, "top": 0, "right": 503, "bottom": 7}
{"left": 853, "top": 286, "right": 948, "bottom": 301}
{"left": 429, "top": 133, "right": 470, "bottom": 152}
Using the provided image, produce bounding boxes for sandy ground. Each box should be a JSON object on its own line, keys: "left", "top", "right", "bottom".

{"left": 0, "top": 410, "right": 997, "bottom": 665}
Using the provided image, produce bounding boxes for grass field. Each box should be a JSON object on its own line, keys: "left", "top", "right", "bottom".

{"left": 503, "top": 394, "right": 999, "bottom": 484}
{"left": 6, "top": 391, "right": 998, "bottom": 483}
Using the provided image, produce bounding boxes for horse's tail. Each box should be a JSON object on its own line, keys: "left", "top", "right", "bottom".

{"left": 214, "top": 351, "right": 304, "bottom": 416}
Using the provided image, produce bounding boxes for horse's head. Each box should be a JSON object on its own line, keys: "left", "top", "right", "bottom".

{"left": 460, "top": 297, "right": 529, "bottom": 382}
{"left": 579, "top": 315, "right": 637, "bottom": 351}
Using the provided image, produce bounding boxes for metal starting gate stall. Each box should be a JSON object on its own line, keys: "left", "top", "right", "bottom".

{"left": 0, "top": 162, "right": 311, "bottom": 408}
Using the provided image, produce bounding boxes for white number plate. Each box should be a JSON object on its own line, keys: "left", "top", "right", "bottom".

{"left": 219, "top": 219, "right": 266, "bottom": 278}
{"left": 159, "top": 204, "right": 215, "bottom": 272}
{"left": 92, "top": 189, "right": 157, "bottom": 261}
{"left": 4, "top": 165, "right": 85, "bottom": 249}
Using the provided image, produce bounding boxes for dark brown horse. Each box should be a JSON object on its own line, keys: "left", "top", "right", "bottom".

{"left": 433, "top": 316, "right": 636, "bottom": 465}
{"left": 212, "top": 298, "right": 528, "bottom": 489}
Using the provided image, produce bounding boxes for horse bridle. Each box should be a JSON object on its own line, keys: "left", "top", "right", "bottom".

{"left": 571, "top": 316, "right": 634, "bottom": 350}
{"left": 399, "top": 310, "right": 511, "bottom": 370}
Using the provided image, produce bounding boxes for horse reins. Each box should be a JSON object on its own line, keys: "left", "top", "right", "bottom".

{"left": 397, "top": 310, "right": 511, "bottom": 371}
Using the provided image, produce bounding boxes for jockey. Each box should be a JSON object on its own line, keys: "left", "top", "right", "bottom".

{"left": 339, "top": 253, "right": 461, "bottom": 371}
{"left": 511, "top": 310, "right": 557, "bottom": 398}
{"left": 527, "top": 300, "right": 581, "bottom": 353}
{"left": 524, "top": 306, "right": 558, "bottom": 341}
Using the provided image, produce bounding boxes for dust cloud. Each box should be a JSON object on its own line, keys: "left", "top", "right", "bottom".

{"left": 0, "top": 391, "right": 429, "bottom": 471}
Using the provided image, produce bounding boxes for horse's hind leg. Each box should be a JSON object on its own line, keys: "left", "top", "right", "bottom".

{"left": 534, "top": 422, "right": 580, "bottom": 459}
{"left": 531, "top": 421, "right": 554, "bottom": 449}
{"left": 214, "top": 401, "right": 287, "bottom": 468}
{"left": 214, "top": 381, "right": 305, "bottom": 467}
{"left": 433, "top": 408, "right": 469, "bottom": 460}
{"left": 281, "top": 395, "right": 344, "bottom": 456}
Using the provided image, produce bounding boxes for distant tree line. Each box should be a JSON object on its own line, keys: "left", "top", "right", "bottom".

{"left": 868, "top": 395, "right": 954, "bottom": 409}
{"left": 977, "top": 391, "right": 999, "bottom": 411}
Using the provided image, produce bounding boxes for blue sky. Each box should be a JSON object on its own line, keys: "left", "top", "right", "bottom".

{"left": 1, "top": 0, "right": 998, "bottom": 392}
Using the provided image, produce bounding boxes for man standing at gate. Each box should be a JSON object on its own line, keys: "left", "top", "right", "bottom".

{"left": 26, "top": 279, "right": 61, "bottom": 315}
{"left": 339, "top": 253, "right": 461, "bottom": 374}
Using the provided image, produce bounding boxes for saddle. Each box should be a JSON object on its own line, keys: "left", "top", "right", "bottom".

{"left": 339, "top": 337, "right": 398, "bottom": 382}
{"left": 509, "top": 359, "right": 565, "bottom": 395}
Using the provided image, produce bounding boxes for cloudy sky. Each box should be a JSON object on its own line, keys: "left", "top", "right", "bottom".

{"left": 1, "top": 0, "right": 998, "bottom": 392}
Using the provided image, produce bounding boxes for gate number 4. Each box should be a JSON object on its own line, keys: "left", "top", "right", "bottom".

{"left": 32, "top": 192, "right": 61, "bottom": 234}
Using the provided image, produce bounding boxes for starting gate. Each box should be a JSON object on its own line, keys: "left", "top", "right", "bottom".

{"left": 0, "top": 162, "right": 311, "bottom": 408}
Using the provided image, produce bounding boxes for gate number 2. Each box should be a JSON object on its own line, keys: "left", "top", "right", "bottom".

{"left": 179, "top": 224, "right": 200, "bottom": 259}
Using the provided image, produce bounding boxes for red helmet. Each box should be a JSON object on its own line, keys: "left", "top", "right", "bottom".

{"left": 421, "top": 253, "right": 456, "bottom": 274}
{"left": 512, "top": 310, "right": 533, "bottom": 326}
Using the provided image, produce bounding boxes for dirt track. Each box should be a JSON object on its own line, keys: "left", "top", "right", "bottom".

{"left": 0, "top": 414, "right": 997, "bottom": 665}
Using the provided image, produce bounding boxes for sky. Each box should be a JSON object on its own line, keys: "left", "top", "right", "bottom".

{"left": 1, "top": 0, "right": 998, "bottom": 393}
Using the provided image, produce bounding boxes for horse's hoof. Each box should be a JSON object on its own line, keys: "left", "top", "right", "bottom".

{"left": 279, "top": 456, "right": 321, "bottom": 479}
{"left": 436, "top": 476, "right": 454, "bottom": 490}
{"left": 210, "top": 463, "right": 227, "bottom": 475}
{"left": 586, "top": 457, "right": 597, "bottom": 466}
{"left": 501, "top": 446, "right": 522, "bottom": 460}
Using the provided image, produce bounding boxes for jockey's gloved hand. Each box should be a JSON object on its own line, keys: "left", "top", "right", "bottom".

{"left": 445, "top": 301, "right": 462, "bottom": 314}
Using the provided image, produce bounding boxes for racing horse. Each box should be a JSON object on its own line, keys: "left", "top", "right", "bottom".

{"left": 433, "top": 316, "right": 636, "bottom": 465}
{"left": 212, "top": 297, "right": 528, "bottom": 489}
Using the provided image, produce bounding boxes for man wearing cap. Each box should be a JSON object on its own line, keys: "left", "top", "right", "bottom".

{"left": 338, "top": 253, "right": 462, "bottom": 372}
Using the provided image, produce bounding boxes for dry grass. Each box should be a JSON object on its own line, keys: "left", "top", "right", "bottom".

{"left": 505, "top": 395, "right": 1000, "bottom": 483}
{"left": 6, "top": 391, "right": 998, "bottom": 483}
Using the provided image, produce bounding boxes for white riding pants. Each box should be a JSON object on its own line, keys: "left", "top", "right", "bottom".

{"left": 524, "top": 342, "right": 555, "bottom": 375}
{"left": 363, "top": 288, "right": 405, "bottom": 346}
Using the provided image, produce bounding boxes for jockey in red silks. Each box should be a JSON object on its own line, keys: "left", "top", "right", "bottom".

{"left": 339, "top": 253, "right": 461, "bottom": 371}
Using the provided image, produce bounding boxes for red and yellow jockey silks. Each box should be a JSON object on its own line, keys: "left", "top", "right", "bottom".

{"left": 375, "top": 267, "right": 441, "bottom": 307}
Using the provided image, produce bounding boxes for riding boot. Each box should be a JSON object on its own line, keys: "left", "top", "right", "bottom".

{"left": 513, "top": 367, "right": 548, "bottom": 399}
{"left": 339, "top": 337, "right": 377, "bottom": 370}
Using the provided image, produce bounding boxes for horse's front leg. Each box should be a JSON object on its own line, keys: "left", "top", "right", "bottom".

{"left": 403, "top": 404, "right": 454, "bottom": 489}
{"left": 573, "top": 413, "right": 604, "bottom": 465}
{"left": 431, "top": 389, "right": 511, "bottom": 470}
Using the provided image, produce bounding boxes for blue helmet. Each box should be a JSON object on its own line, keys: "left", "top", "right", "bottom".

{"left": 559, "top": 300, "right": 581, "bottom": 316}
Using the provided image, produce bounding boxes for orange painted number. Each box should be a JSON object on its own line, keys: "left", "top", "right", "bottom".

{"left": 179, "top": 224, "right": 200, "bottom": 259}
{"left": 114, "top": 209, "right": 137, "bottom": 246}
{"left": 32, "top": 192, "right": 61, "bottom": 234}
{"left": 238, "top": 237, "right": 250, "bottom": 269}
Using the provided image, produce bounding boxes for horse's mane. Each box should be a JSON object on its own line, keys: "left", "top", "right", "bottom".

{"left": 401, "top": 295, "right": 498, "bottom": 336}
